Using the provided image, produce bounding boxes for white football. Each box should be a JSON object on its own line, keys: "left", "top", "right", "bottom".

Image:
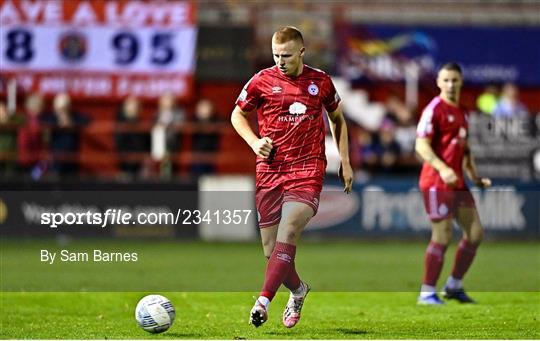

{"left": 135, "top": 294, "right": 175, "bottom": 333}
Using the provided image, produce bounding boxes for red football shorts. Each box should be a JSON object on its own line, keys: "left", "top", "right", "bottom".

{"left": 255, "top": 170, "right": 324, "bottom": 228}
{"left": 421, "top": 187, "right": 476, "bottom": 221}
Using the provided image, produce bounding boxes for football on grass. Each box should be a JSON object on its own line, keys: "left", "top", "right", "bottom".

{"left": 135, "top": 294, "right": 175, "bottom": 333}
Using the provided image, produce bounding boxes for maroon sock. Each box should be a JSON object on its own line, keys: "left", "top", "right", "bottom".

{"left": 282, "top": 261, "right": 301, "bottom": 291}
{"left": 423, "top": 241, "right": 447, "bottom": 286}
{"left": 260, "top": 242, "right": 296, "bottom": 301}
{"left": 451, "top": 239, "right": 478, "bottom": 280}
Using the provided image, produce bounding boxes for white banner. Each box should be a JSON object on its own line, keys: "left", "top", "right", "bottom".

{"left": 0, "top": 26, "right": 197, "bottom": 73}
{"left": 0, "top": 0, "right": 197, "bottom": 99}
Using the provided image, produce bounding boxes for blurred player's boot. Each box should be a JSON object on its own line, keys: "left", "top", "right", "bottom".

{"left": 249, "top": 297, "right": 269, "bottom": 327}
{"left": 417, "top": 293, "right": 445, "bottom": 305}
{"left": 442, "top": 286, "right": 476, "bottom": 303}
{"left": 282, "top": 281, "right": 310, "bottom": 328}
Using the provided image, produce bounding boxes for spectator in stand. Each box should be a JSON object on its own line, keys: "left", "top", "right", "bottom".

{"left": 150, "top": 93, "right": 186, "bottom": 177}
{"left": 476, "top": 84, "right": 499, "bottom": 115}
{"left": 375, "top": 119, "right": 402, "bottom": 171}
{"left": 115, "top": 96, "right": 150, "bottom": 177}
{"left": 354, "top": 129, "right": 377, "bottom": 171}
{"left": 492, "top": 82, "right": 529, "bottom": 118}
{"left": 42, "top": 93, "right": 89, "bottom": 176}
{"left": 0, "top": 101, "right": 23, "bottom": 176}
{"left": 17, "top": 93, "right": 47, "bottom": 178}
{"left": 356, "top": 119, "right": 401, "bottom": 174}
{"left": 153, "top": 93, "right": 185, "bottom": 152}
{"left": 356, "top": 129, "right": 377, "bottom": 172}
{"left": 191, "top": 98, "right": 221, "bottom": 174}
{"left": 384, "top": 94, "right": 417, "bottom": 155}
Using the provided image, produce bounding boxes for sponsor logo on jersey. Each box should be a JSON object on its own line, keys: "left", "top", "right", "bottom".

{"left": 272, "top": 86, "right": 282, "bottom": 94}
{"left": 278, "top": 115, "right": 314, "bottom": 122}
{"left": 289, "top": 102, "right": 307, "bottom": 115}
{"left": 308, "top": 83, "right": 319, "bottom": 96}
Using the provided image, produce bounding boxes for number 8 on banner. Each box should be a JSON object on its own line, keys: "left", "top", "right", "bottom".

{"left": 5, "top": 29, "right": 34, "bottom": 63}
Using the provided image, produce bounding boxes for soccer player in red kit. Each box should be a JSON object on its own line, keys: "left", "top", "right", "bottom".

{"left": 415, "top": 62, "right": 491, "bottom": 305}
{"left": 231, "top": 26, "right": 353, "bottom": 327}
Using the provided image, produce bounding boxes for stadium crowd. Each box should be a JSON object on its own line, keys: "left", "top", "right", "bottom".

{"left": 0, "top": 91, "right": 222, "bottom": 180}
{"left": 0, "top": 83, "right": 535, "bottom": 181}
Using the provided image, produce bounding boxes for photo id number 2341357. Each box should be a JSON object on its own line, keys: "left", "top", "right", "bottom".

{"left": 176, "top": 209, "right": 252, "bottom": 225}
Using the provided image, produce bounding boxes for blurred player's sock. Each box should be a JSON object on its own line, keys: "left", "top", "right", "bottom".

{"left": 423, "top": 241, "right": 447, "bottom": 286}
{"left": 283, "top": 262, "right": 301, "bottom": 292}
{"left": 260, "top": 241, "right": 296, "bottom": 301}
{"left": 290, "top": 280, "right": 304, "bottom": 295}
{"left": 445, "top": 276, "right": 463, "bottom": 290}
{"left": 451, "top": 239, "right": 478, "bottom": 280}
{"left": 419, "top": 284, "right": 437, "bottom": 298}
{"left": 257, "top": 296, "right": 270, "bottom": 308}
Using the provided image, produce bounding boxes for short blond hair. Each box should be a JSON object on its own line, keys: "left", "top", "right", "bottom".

{"left": 272, "top": 26, "right": 304, "bottom": 45}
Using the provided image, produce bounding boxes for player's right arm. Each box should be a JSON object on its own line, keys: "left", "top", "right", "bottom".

{"left": 230, "top": 106, "right": 273, "bottom": 159}
{"left": 415, "top": 137, "right": 457, "bottom": 186}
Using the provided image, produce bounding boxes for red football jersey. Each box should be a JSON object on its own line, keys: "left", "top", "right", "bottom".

{"left": 416, "top": 96, "right": 470, "bottom": 190}
{"left": 236, "top": 65, "right": 340, "bottom": 173}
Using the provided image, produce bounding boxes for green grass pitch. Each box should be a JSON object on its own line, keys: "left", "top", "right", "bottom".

{"left": 1, "top": 239, "right": 539, "bottom": 339}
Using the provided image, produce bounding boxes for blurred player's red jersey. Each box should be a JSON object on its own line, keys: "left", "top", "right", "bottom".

{"left": 236, "top": 65, "right": 340, "bottom": 174}
{"left": 416, "top": 96, "right": 470, "bottom": 190}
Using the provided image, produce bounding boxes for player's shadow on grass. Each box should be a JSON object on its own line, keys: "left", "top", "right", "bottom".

{"left": 262, "top": 328, "right": 368, "bottom": 337}
{"left": 333, "top": 327, "right": 368, "bottom": 335}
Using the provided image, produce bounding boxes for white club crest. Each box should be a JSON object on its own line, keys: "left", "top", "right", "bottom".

{"left": 308, "top": 83, "right": 319, "bottom": 96}
{"left": 289, "top": 102, "right": 307, "bottom": 115}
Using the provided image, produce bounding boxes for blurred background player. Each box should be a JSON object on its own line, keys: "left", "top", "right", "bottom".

{"left": 231, "top": 26, "right": 353, "bottom": 327}
{"left": 415, "top": 62, "right": 491, "bottom": 305}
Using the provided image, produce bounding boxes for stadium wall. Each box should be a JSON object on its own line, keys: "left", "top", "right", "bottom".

{"left": 1, "top": 176, "right": 538, "bottom": 240}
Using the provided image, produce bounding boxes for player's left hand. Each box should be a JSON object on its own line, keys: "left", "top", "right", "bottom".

{"left": 474, "top": 177, "right": 492, "bottom": 189}
{"left": 338, "top": 162, "right": 354, "bottom": 194}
